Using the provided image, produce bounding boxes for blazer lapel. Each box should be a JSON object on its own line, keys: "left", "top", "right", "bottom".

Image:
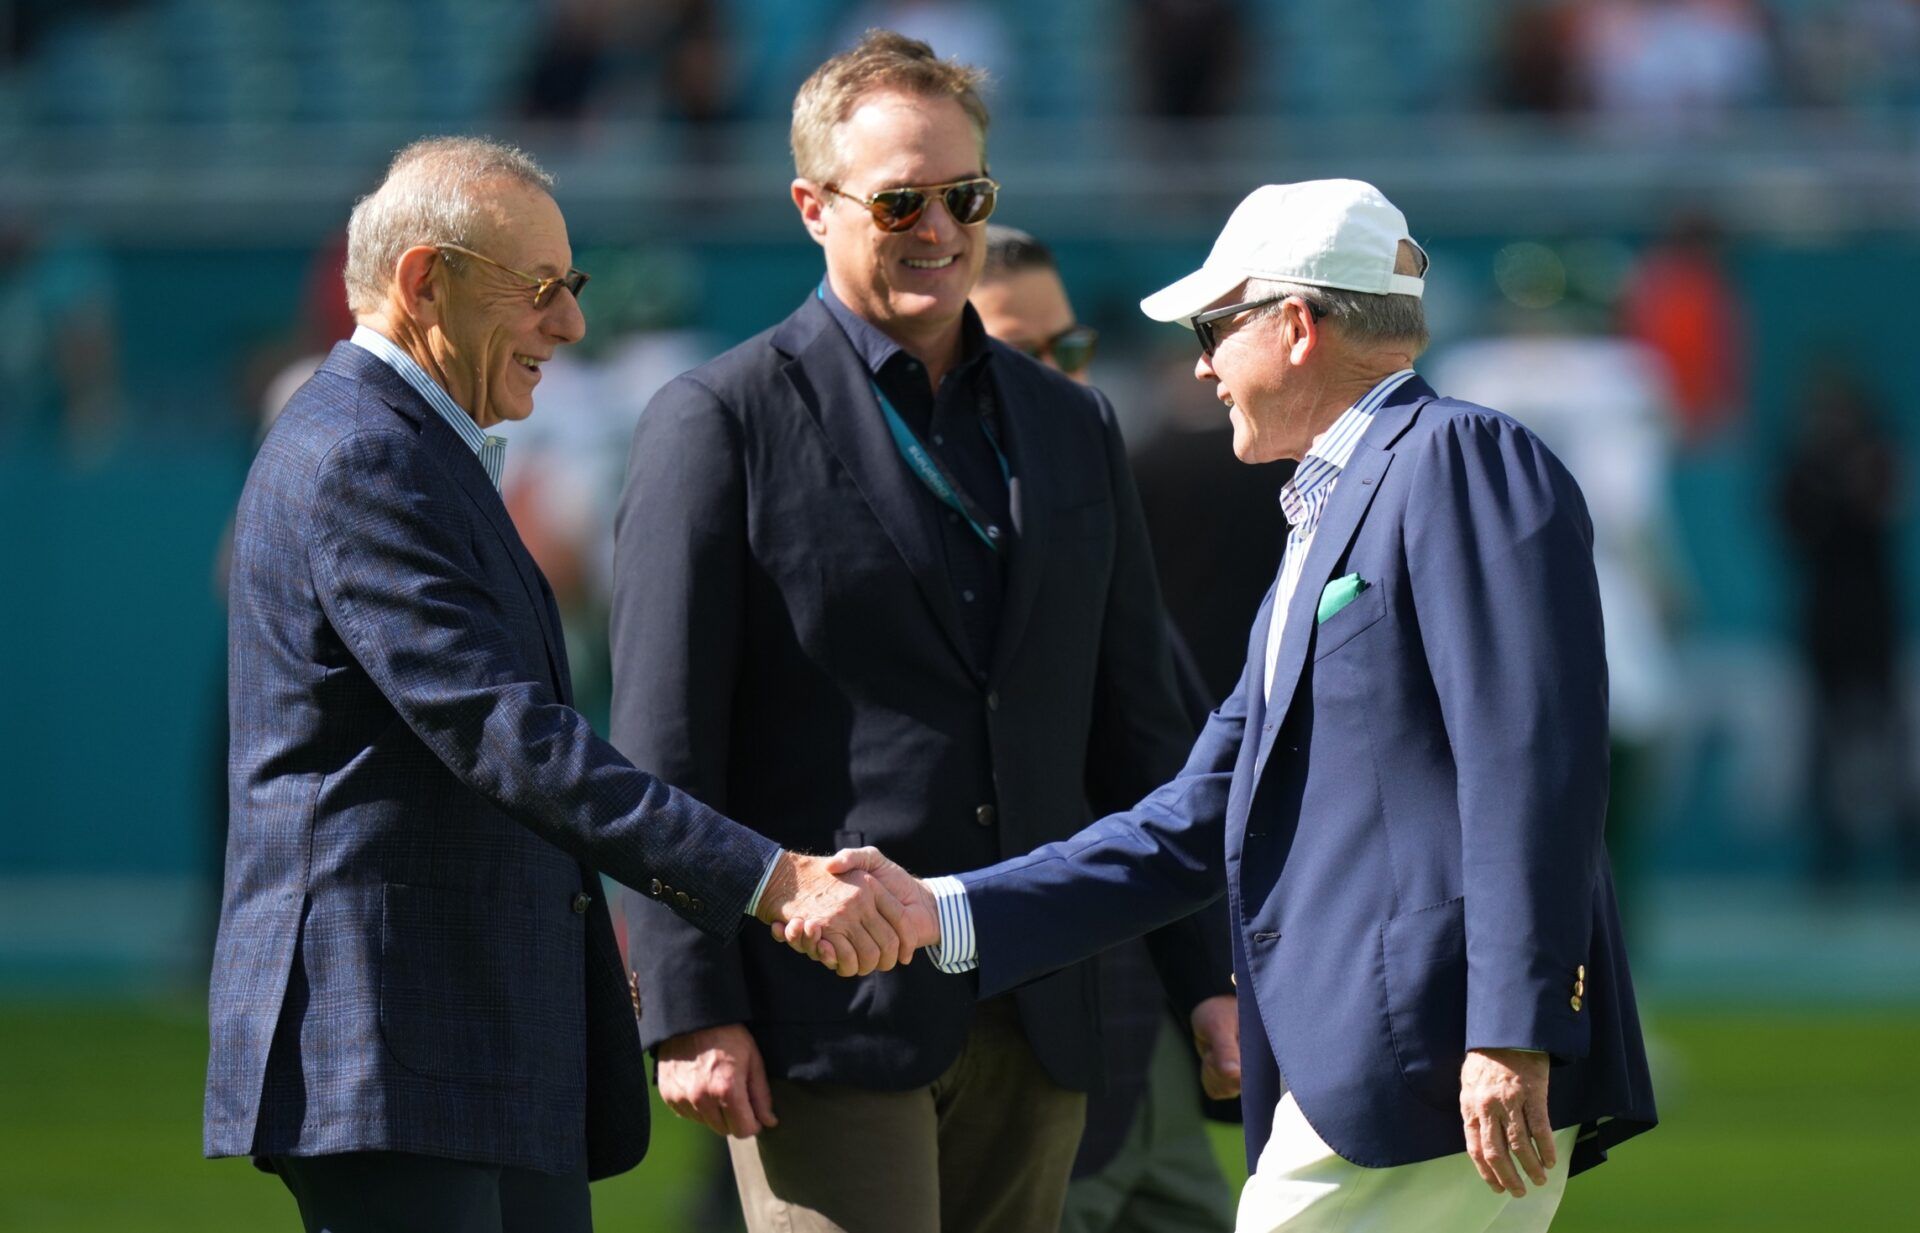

{"left": 340, "top": 341, "right": 572, "bottom": 697}
{"left": 778, "top": 301, "right": 975, "bottom": 668}
{"left": 1251, "top": 381, "right": 1434, "bottom": 779}
{"left": 416, "top": 405, "right": 571, "bottom": 696}
{"left": 986, "top": 352, "right": 1053, "bottom": 684}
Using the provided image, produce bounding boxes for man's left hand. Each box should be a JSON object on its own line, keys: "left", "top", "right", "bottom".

{"left": 1190, "top": 994, "right": 1241, "bottom": 1099}
{"left": 1460, "top": 1047, "right": 1554, "bottom": 1198}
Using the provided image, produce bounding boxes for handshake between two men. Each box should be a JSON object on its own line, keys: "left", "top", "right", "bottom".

{"left": 751, "top": 847, "right": 936, "bottom": 976}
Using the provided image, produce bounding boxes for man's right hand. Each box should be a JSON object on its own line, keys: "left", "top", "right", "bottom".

{"left": 752, "top": 849, "right": 910, "bottom": 977}
{"left": 656, "top": 1023, "right": 776, "bottom": 1138}
{"left": 774, "top": 847, "right": 941, "bottom": 972}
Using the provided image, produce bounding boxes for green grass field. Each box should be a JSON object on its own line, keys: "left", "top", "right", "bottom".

{"left": 1, "top": 1001, "right": 1912, "bottom": 1231}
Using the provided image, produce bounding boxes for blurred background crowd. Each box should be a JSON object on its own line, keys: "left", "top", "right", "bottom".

{"left": 2, "top": 1, "right": 1918, "bottom": 1230}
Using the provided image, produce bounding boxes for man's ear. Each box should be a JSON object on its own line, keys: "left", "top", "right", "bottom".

{"left": 392, "top": 244, "right": 445, "bottom": 327}
{"left": 1286, "top": 300, "right": 1320, "bottom": 367}
{"left": 792, "top": 179, "right": 831, "bottom": 246}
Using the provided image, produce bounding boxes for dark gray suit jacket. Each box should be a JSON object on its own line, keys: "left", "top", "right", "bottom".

{"left": 207, "top": 342, "right": 777, "bottom": 1178}
{"left": 611, "top": 295, "right": 1228, "bottom": 1094}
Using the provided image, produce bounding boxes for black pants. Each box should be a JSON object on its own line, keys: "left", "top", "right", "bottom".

{"left": 271, "top": 1151, "right": 592, "bottom": 1233}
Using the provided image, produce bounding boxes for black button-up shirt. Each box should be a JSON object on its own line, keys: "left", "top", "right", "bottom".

{"left": 820, "top": 283, "right": 1009, "bottom": 673}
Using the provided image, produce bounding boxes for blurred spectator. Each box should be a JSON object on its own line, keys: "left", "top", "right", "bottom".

{"left": 1430, "top": 298, "right": 1686, "bottom": 926}
{"left": 1776, "top": 367, "right": 1918, "bottom": 882}
{"left": 517, "top": 0, "right": 736, "bottom": 127}
{"left": 1575, "top": 0, "right": 1775, "bottom": 123}
{"left": 3, "top": 0, "right": 143, "bottom": 65}
{"left": 519, "top": 0, "right": 616, "bottom": 121}
{"left": 835, "top": 1, "right": 1014, "bottom": 96}
{"left": 1782, "top": 0, "right": 1920, "bottom": 110}
{"left": 1620, "top": 211, "right": 1750, "bottom": 447}
{"left": 1129, "top": 341, "right": 1290, "bottom": 703}
{"left": 1130, "top": 0, "right": 1245, "bottom": 118}
{"left": 653, "top": 0, "right": 735, "bottom": 125}
{"left": 1494, "top": 0, "right": 1583, "bottom": 112}
{"left": 0, "top": 225, "right": 125, "bottom": 461}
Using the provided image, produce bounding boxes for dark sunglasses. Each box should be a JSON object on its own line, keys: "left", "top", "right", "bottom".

{"left": 1016, "top": 324, "right": 1099, "bottom": 375}
{"left": 438, "top": 243, "right": 590, "bottom": 309}
{"left": 823, "top": 176, "right": 1000, "bottom": 232}
{"left": 1189, "top": 294, "right": 1321, "bottom": 357}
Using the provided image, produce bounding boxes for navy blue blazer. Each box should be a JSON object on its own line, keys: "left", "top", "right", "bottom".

{"left": 610, "top": 295, "right": 1227, "bottom": 1094}
{"left": 958, "top": 377, "right": 1657, "bottom": 1175}
{"left": 206, "top": 342, "right": 777, "bottom": 1179}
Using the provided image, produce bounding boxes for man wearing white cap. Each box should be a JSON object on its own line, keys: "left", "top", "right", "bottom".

{"left": 803, "top": 179, "right": 1658, "bottom": 1231}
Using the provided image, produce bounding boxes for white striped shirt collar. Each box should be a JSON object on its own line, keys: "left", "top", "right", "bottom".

{"left": 1278, "top": 368, "right": 1417, "bottom": 531}
{"left": 349, "top": 324, "right": 507, "bottom": 490}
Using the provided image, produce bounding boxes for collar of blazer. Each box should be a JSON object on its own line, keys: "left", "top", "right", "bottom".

{"left": 1248, "top": 374, "right": 1436, "bottom": 787}
{"left": 770, "top": 294, "right": 1073, "bottom": 684}
{"left": 318, "top": 339, "right": 572, "bottom": 700}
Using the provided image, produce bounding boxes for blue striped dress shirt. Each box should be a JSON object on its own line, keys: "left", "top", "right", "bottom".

{"left": 1262, "top": 368, "right": 1415, "bottom": 699}
{"left": 349, "top": 325, "right": 508, "bottom": 490}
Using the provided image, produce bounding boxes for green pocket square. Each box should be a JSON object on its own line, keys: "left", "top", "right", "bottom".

{"left": 1317, "top": 574, "right": 1369, "bottom": 624}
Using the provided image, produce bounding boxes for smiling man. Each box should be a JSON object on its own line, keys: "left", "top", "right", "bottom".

{"left": 608, "top": 31, "right": 1215, "bottom": 1233}
{"left": 206, "top": 137, "right": 907, "bottom": 1233}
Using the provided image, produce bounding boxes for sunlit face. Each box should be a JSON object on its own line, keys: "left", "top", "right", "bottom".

{"left": 971, "top": 266, "right": 1086, "bottom": 383}
{"left": 433, "top": 183, "right": 585, "bottom": 429}
{"left": 802, "top": 91, "right": 989, "bottom": 338}
{"left": 1193, "top": 291, "right": 1321, "bottom": 464}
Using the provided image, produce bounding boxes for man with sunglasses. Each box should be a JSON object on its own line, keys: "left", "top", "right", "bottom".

{"left": 610, "top": 30, "right": 1210, "bottom": 1233}
{"left": 802, "top": 180, "right": 1658, "bottom": 1232}
{"left": 206, "top": 137, "right": 910, "bottom": 1233}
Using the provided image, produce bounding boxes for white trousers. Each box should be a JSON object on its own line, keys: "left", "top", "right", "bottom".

{"left": 1235, "top": 1095, "right": 1579, "bottom": 1233}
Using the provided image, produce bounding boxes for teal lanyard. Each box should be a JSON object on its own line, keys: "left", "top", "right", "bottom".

{"left": 871, "top": 380, "right": 1010, "bottom": 554}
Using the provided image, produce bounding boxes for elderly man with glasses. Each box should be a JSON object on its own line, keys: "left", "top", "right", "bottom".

{"left": 608, "top": 30, "right": 1226, "bottom": 1233}
{"left": 205, "top": 136, "right": 909, "bottom": 1233}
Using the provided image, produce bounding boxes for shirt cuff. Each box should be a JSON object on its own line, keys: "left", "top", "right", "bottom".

{"left": 923, "top": 876, "right": 978, "bottom": 973}
{"left": 743, "top": 848, "right": 783, "bottom": 919}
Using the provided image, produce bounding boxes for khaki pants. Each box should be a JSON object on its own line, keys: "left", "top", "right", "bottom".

{"left": 729, "top": 998, "right": 1087, "bottom": 1233}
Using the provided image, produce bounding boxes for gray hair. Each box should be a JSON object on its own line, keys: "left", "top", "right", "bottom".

{"left": 1244, "top": 239, "right": 1431, "bottom": 356}
{"left": 343, "top": 136, "right": 555, "bottom": 316}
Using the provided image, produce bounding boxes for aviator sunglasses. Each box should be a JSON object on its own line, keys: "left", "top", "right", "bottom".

{"left": 823, "top": 176, "right": 1000, "bottom": 232}
{"left": 1189, "top": 294, "right": 1321, "bottom": 357}
{"left": 438, "top": 243, "right": 591, "bottom": 309}
{"left": 1017, "top": 324, "right": 1099, "bottom": 375}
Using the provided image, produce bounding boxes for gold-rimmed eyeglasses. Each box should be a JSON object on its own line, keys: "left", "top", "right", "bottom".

{"left": 437, "top": 243, "right": 590, "bottom": 308}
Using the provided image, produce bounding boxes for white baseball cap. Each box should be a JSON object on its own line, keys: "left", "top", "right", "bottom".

{"left": 1140, "top": 179, "right": 1426, "bottom": 323}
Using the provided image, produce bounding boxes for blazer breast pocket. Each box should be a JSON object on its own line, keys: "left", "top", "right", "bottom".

{"left": 1313, "top": 581, "right": 1388, "bottom": 661}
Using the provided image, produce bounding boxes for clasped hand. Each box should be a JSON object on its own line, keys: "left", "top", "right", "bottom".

{"left": 752, "top": 848, "right": 930, "bottom": 976}
{"left": 765, "top": 847, "right": 940, "bottom": 974}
